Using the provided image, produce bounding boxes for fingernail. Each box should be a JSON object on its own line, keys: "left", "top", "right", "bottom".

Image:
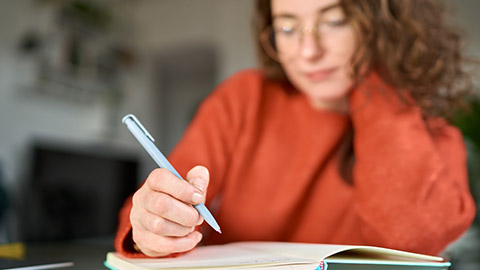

{"left": 192, "top": 191, "right": 203, "bottom": 205}
{"left": 192, "top": 178, "right": 205, "bottom": 192}
{"left": 200, "top": 166, "right": 209, "bottom": 178}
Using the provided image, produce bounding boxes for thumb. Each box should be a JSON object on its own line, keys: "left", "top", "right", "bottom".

{"left": 186, "top": 165, "right": 210, "bottom": 198}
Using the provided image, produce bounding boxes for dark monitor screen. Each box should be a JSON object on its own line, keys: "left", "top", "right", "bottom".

{"left": 21, "top": 142, "right": 139, "bottom": 242}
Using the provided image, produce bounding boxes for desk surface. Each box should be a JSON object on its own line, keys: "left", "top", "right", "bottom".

{"left": 23, "top": 237, "right": 114, "bottom": 269}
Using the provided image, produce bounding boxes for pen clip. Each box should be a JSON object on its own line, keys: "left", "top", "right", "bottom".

{"left": 122, "top": 114, "right": 155, "bottom": 142}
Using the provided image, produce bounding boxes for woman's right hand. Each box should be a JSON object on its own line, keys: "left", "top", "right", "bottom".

{"left": 129, "top": 165, "right": 210, "bottom": 257}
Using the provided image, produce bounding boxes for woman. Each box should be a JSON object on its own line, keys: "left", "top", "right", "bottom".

{"left": 115, "top": 0, "right": 476, "bottom": 258}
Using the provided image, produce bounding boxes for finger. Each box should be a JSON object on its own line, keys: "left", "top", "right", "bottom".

{"left": 133, "top": 229, "right": 203, "bottom": 257}
{"left": 142, "top": 190, "right": 201, "bottom": 227}
{"left": 186, "top": 166, "right": 210, "bottom": 193}
{"left": 147, "top": 168, "right": 204, "bottom": 205}
{"left": 196, "top": 215, "right": 204, "bottom": 226}
{"left": 131, "top": 206, "right": 195, "bottom": 237}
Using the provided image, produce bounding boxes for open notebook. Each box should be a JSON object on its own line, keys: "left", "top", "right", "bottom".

{"left": 104, "top": 242, "right": 451, "bottom": 270}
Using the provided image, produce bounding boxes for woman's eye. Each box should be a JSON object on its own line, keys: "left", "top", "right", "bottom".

{"left": 280, "top": 25, "right": 296, "bottom": 34}
{"left": 274, "top": 21, "right": 298, "bottom": 36}
{"left": 324, "top": 18, "right": 347, "bottom": 27}
{"left": 322, "top": 9, "right": 348, "bottom": 27}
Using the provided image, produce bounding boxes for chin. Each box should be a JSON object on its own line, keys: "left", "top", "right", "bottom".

{"left": 301, "top": 82, "right": 352, "bottom": 101}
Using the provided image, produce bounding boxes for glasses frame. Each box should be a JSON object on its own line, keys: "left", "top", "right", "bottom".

{"left": 260, "top": 23, "right": 325, "bottom": 62}
{"left": 259, "top": 26, "right": 281, "bottom": 62}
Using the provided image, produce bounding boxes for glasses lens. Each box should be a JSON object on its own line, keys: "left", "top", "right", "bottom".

{"left": 261, "top": 24, "right": 301, "bottom": 61}
{"left": 273, "top": 24, "right": 300, "bottom": 58}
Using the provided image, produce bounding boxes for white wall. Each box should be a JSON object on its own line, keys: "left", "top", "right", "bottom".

{"left": 0, "top": 0, "right": 256, "bottom": 185}
{"left": 0, "top": 1, "right": 110, "bottom": 189}
{"left": 123, "top": 0, "right": 256, "bottom": 153}
{"left": 445, "top": 0, "right": 480, "bottom": 54}
{"left": 129, "top": 0, "right": 256, "bottom": 81}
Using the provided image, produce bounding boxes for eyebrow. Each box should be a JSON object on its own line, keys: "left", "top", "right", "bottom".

{"left": 272, "top": 3, "right": 341, "bottom": 20}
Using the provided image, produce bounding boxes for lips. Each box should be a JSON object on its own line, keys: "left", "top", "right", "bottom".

{"left": 304, "top": 68, "right": 336, "bottom": 81}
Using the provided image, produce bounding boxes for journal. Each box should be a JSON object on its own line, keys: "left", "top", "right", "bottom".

{"left": 104, "top": 241, "right": 450, "bottom": 270}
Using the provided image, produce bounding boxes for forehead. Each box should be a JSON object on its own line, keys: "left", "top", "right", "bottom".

{"left": 271, "top": 0, "right": 340, "bottom": 16}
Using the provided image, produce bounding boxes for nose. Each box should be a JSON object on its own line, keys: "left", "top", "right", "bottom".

{"left": 298, "top": 29, "right": 324, "bottom": 60}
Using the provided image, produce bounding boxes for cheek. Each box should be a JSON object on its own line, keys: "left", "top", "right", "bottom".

{"left": 330, "top": 30, "right": 356, "bottom": 65}
{"left": 328, "top": 31, "right": 356, "bottom": 65}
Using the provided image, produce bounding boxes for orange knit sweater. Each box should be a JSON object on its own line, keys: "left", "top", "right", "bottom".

{"left": 115, "top": 69, "right": 475, "bottom": 257}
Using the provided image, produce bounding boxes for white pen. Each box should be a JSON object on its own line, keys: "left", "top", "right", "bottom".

{"left": 122, "top": 114, "right": 221, "bottom": 234}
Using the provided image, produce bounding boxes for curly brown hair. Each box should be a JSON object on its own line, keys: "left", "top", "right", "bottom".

{"left": 254, "top": 0, "right": 475, "bottom": 118}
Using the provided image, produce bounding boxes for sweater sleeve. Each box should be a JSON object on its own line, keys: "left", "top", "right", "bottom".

{"left": 114, "top": 70, "right": 257, "bottom": 257}
{"left": 350, "top": 73, "right": 476, "bottom": 255}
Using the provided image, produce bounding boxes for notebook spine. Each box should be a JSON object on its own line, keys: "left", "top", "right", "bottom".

{"left": 317, "top": 261, "right": 327, "bottom": 270}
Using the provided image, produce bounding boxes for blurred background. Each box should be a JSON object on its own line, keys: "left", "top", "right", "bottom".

{"left": 0, "top": 0, "right": 478, "bottom": 269}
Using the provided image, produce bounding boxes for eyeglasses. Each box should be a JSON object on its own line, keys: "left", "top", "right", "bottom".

{"left": 260, "top": 9, "right": 349, "bottom": 61}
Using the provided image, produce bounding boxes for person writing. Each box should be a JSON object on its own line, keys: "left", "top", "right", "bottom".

{"left": 115, "top": 0, "right": 476, "bottom": 258}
